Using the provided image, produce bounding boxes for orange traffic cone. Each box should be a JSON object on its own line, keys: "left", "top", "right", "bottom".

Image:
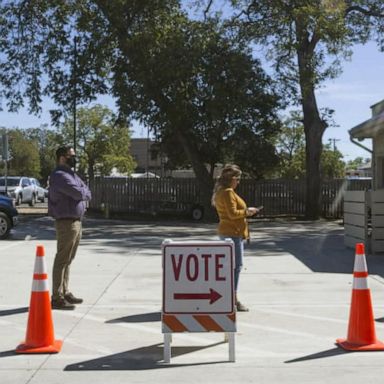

{"left": 336, "top": 243, "right": 384, "bottom": 351}
{"left": 16, "top": 245, "right": 62, "bottom": 354}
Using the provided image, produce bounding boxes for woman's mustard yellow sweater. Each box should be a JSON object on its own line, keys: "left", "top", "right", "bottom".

{"left": 214, "top": 187, "right": 249, "bottom": 239}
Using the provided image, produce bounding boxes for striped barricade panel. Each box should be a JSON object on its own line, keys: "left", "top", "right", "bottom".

{"left": 162, "top": 313, "right": 236, "bottom": 333}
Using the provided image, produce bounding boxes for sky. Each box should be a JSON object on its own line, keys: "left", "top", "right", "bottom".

{"left": 317, "top": 41, "right": 383, "bottom": 162}
{"left": 0, "top": 41, "right": 383, "bottom": 162}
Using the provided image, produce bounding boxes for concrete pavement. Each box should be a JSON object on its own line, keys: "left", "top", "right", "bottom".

{"left": 1, "top": 215, "right": 384, "bottom": 383}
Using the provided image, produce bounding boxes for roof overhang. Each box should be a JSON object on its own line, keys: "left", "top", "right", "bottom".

{"left": 349, "top": 112, "right": 384, "bottom": 140}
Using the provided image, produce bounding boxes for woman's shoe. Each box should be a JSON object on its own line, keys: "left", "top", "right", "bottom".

{"left": 236, "top": 300, "right": 249, "bottom": 312}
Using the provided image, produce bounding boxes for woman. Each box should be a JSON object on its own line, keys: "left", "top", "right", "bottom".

{"left": 212, "top": 164, "right": 259, "bottom": 312}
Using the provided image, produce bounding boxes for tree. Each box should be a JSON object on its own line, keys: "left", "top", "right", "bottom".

{"left": 24, "top": 126, "right": 64, "bottom": 184}
{"left": 198, "top": 0, "right": 384, "bottom": 218}
{"left": 5, "top": 129, "right": 41, "bottom": 177}
{"left": 0, "top": 0, "right": 112, "bottom": 122}
{"left": 277, "top": 143, "right": 345, "bottom": 180}
{"left": 346, "top": 156, "right": 370, "bottom": 170}
{"left": 0, "top": 1, "right": 184, "bottom": 124}
{"left": 60, "top": 105, "right": 136, "bottom": 180}
{"left": 276, "top": 112, "right": 306, "bottom": 178}
{"left": 141, "top": 22, "right": 281, "bottom": 177}
{"left": 321, "top": 144, "right": 345, "bottom": 180}
{"left": 105, "top": 13, "right": 281, "bottom": 214}
{"left": 277, "top": 139, "right": 345, "bottom": 181}
{"left": 0, "top": 1, "right": 281, "bottom": 217}
{"left": 275, "top": 114, "right": 345, "bottom": 179}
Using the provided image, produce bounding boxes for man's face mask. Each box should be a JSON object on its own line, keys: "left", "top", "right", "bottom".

{"left": 66, "top": 155, "right": 76, "bottom": 168}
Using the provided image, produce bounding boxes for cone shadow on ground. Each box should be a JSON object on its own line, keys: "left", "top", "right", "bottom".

{"left": 375, "top": 317, "right": 384, "bottom": 323}
{"left": 285, "top": 346, "right": 348, "bottom": 363}
{"left": 0, "top": 350, "right": 18, "bottom": 358}
{"left": 0, "top": 307, "right": 28, "bottom": 317}
{"left": 64, "top": 342, "right": 227, "bottom": 370}
{"left": 106, "top": 312, "right": 161, "bottom": 324}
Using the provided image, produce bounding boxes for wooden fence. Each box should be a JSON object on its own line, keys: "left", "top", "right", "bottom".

{"left": 88, "top": 177, "right": 372, "bottom": 219}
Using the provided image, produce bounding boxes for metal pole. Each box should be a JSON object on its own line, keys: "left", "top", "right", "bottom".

{"left": 146, "top": 126, "right": 149, "bottom": 177}
{"left": 2, "top": 134, "right": 8, "bottom": 194}
{"left": 73, "top": 36, "right": 77, "bottom": 154}
{"left": 163, "top": 333, "right": 171, "bottom": 363}
{"left": 328, "top": 138, "right": 340, "bottom": 152}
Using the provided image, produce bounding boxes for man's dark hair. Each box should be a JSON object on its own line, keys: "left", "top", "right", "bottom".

{"left": 56, "top": 146, "right": 72, "bottom": 161}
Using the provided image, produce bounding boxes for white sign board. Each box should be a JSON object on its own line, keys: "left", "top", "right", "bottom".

{"left": 162, "top": 240, "right": 234, "bottom": 314}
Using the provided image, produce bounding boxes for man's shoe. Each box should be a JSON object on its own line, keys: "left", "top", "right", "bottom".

{"left": 64, "top": 292, "right": 83, "bottom": 304}
{"left": 51, "top": 298, "right": 75, "bottom": 310}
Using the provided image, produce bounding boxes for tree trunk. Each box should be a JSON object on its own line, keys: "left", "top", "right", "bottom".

{"left": 174, "top": 129, "right": 216, "bottom": 221}
{"left": 87, "top": 160, "right": 95, "bottom": 182}
{"left": 300, "top": 89, "right": 326, "bottom": 220}
{"left": 303, "top": 116, "right": 324, "bottom": 219}
{"left": 297, "top": 33, "right": 327, "bottom": 220}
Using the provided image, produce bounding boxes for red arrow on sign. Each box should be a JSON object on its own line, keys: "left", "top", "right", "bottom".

{"left": 173, "top": 288, "right": 222, "bottom": 304}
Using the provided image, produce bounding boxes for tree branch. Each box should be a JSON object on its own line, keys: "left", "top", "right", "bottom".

{"left": 233, "top": 0, "right": 257, "bottom": 21}
{"left": 345, "top": 5, "right": 384, "bottom": 18}
{"left": 308, "top": 29, "right": 320, "bottom": 53}
{"left": 203, "top": 0, "right": 214, "bottom": 19}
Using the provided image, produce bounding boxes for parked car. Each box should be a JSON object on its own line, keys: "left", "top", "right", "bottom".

{"left": 29, "top": 178, "right": 47, "bottom": 203}
{"left": 0, "top": 176, "right": 36, "bottom": 206}
{"left": 0, "top": 194, "right": 18, "bottom": 239}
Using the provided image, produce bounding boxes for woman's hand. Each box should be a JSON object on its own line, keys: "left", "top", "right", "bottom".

{"left": 246, "top": 207, "right": 258, "bottom": 217}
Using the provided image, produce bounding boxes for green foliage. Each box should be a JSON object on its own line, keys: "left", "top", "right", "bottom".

{"left": 220, "top": 0, "right": 384, "bottom": 218}
{"left": 0, "top": 1, "right": 281, "bottom": 185}
{"left": 228, "top": 0, "right": 384, "bottom": 92}
{"left": 279, "top": 148, "right": 306, "bottom": 179}
{"left": 276, "top": 113, "right": 345, "bottom": 179}
{"left": 112, "top": 14, "right": 281, "bottom": 178}
{"left": 2, "top": 0, "right": 382, "bottom": 218}
{"left": 321, "top": 144, "right": 345, "bottom": 179}
{"left": 60, "top": 104, "right": 136, "bottom": 179}
{"left": 0, "top": 0, "right": 111, "bottom": 121}
{"left": 346, "top": 156, "right": 370, "bottom": 170}
{"left": 226, "top": 126, "right": 280, "bottom": 179}
{"left": 276, "top": 112, "right": 305, "bottom": 178}
{"left": 24, "top": 126, "right": 64, "bottom": 183}
{"left": 1, "top": 109, "right": 135, "bottom": 182}
{"left": 277, "top": 144, "right": 345, "bottom": 180}
{"left": 5, "top": 129, "right": 41, "bottom": 177}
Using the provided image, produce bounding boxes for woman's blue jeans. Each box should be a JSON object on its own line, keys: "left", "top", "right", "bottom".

{"left": 219, "top": 236, "right": 243, "bottom": 292}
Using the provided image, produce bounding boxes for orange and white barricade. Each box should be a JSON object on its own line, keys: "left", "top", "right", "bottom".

{"left": 162, "top": 239, "right": 236, "bottom": 363}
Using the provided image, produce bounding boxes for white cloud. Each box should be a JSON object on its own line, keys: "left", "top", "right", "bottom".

{"left": 318, "top": 82, "right": 382, "bottom": 102}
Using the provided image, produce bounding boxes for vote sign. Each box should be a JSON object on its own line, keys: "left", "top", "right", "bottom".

{"left": 162, "top": 240, "right": 234, "bottom": 314}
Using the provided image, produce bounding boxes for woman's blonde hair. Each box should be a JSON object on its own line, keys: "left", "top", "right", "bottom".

{"left": 211, "top": 164, "right": 242, "bottom": 207}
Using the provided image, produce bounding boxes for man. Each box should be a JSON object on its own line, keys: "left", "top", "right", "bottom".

{"left": 48, "top": 146, "right": 92, "bottom": 310}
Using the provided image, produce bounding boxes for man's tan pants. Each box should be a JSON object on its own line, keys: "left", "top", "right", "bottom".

{"left": 52, "top": 219, "right": 82, "bottom": 300}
